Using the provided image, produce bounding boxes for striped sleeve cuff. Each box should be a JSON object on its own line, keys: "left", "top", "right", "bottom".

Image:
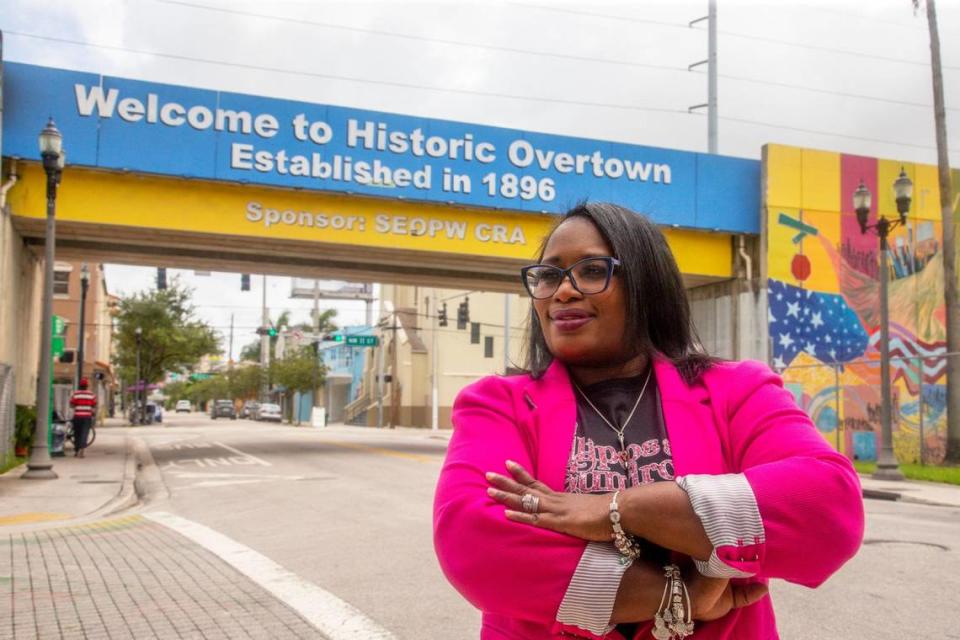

{"left": 676, "top": 473, "right": 765, "bottom": 579}
{"left": 555, "top": 542, "right": 632, "bottom": 636}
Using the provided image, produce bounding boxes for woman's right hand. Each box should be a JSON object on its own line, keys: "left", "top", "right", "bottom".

{"left": 687, "top": 573, "right": 769, "bottom": 621}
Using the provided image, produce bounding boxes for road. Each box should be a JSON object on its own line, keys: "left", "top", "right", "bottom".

{"left": 134, "top": 412, "right": 959, "bottom": 639}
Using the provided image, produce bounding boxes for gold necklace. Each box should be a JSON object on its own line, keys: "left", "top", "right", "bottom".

{"left": 573, "top": 367, "right": 653, "bottom": 464}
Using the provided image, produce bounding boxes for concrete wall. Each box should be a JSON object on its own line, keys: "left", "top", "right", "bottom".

{"left": 0, "top": 168, "right": 43, "bottom": 407}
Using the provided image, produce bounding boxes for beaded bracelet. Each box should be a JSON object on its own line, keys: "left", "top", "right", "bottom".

{"left": 608, "top": 491, "right": 642, "bottom": 560}
{"left": 652, "top": 564, "right": 694, "bottom": 640}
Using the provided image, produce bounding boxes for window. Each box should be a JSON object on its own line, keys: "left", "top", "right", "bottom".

{"left": 470, "top": 322, "right": 480, "bottom": 345}
{"left": 53, "top": 270, "right": 70, "bottom": 296}
{"left": 484, "top": 336, "right": 494, "bottom": 358}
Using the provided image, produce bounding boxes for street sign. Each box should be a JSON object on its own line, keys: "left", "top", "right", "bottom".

{"left": 345, "top": 335, "right": 378, "bottom": 347}
{"left": 51, "top": 315, "right": 66, "bottom": 357}
{"left": 52, "top": 315, "right": 66, "bottom": 336}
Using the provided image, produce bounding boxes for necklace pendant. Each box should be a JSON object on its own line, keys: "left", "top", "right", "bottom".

{"left": 618, "top": 449, "right": 629, "bottom": 463}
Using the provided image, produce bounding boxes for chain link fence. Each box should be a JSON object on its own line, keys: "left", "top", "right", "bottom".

{"left": 775, "top": 352, "right": 959, "bottom": 465}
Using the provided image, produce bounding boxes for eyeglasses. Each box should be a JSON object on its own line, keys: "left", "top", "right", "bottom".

{"left": 520, "top": 257, "right": 621, "bottom": 299}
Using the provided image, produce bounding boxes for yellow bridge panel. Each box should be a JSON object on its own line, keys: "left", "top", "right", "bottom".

{"left": 9, "top": 165, "right": 732, "bottom": 278}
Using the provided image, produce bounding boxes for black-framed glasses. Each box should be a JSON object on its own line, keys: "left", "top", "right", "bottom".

{"left": 520, "top": 257, "right": 621, "bottom": 299}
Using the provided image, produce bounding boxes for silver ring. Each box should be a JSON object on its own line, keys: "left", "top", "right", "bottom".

{"left": 521, "top": 494, "right": 540, "bottom": 514}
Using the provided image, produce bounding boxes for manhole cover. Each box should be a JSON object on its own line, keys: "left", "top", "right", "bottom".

{"left": 862, "top": 538, "right": 949, "bottom": 551}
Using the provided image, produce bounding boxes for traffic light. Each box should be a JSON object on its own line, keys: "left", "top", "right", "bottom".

{"left": 321, "top": 334, "right": 344, "bottom": 342}
{"left": 457, "top": 297, "right": 470, "bottom": 330}
{"left": 156, "top": 267, "right": 167, "bottom": 290}
{"left": 241, "top": 274, "right": 250, "bottom": 291}
{"left": 267, "top": 327, "right": 278, "bottom": 338}
{"left": 438, "top": 303, "right": 448, "bottom": 327}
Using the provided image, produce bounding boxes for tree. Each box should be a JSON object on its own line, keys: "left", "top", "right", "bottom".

{"left": 113, "top": 281, "right": 219, "bottom": 397}
{"left": 238, "top": 308, "right": 339, "bottom": 361}
{"left": 270, "top": 347, "right": 326, "bottom": 424}
{"left": 915, "top": 0, "right": 960, "bottom": 462}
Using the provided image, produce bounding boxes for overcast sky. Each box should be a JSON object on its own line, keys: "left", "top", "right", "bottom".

{"left": 3, "top": 0, "right": 959, "bottom": 359}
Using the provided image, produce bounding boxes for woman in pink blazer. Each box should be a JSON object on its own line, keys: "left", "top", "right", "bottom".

{"left": 433, "top": 203, "right": 864, "bottom": 639}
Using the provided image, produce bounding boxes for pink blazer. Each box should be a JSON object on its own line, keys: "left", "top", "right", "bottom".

{"left": 433, "top": 356, "right": 864, "bottom": 639}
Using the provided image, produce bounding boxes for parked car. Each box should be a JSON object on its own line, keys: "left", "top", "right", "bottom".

{"left": 239, "top": 400, "right": 260, "bottom": 419}
{"left": 175, "top": 400, "right": 192, "bottom": 413}
{"left": 211, "top": 399, "right": 237, "bottom": 420}
{"left": 257, "top": 403, "right": 282, "bottom": 422}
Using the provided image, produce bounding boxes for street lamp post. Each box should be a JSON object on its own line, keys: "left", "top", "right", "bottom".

{"left": 854, "top": 169, "right": 912, "bottom": 481}
{"left": 77, "top": 262, "right": 90, "bottom": 386}
{"left": 23, "top": 118, "right": 66, "bottom": 480}
{"left": 134, "top": 326, "right": 143, "bottom": 425}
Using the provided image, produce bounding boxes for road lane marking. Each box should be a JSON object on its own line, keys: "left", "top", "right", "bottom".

{"left": 322, "top": 439, "right": 442, "bottom": 464}
{"left": 213, "top": 441, "right": 272, "bottom": 466}
{"left": 146, "top": 511, "right": 397, "bottom": 640}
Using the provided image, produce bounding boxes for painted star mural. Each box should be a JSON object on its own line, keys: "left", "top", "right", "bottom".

{"left": 768, "top": 279, "right": 869, "bottom": 369}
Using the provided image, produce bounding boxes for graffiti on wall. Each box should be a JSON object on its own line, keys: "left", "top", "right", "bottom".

{"left": 764, "top": 145, "right": 959, "bottom": 463}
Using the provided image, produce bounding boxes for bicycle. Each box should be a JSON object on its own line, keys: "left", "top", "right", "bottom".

{"left": 65, "top": 420, "right": 97, "bottom": 449}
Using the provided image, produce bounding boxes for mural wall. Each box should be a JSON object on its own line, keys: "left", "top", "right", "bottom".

{"left": 764, "top": 144, "right": 960, "bottom": 464}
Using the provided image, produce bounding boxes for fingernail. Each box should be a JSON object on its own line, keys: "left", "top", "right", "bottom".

{"left": 486, "top": 487, "right": 497, "bottom": 497}
{"left": 485, "top": 472, "right": 495, "bottom": 480}
{"left": 505, "top": 459, "right": 516, "bottom": 468}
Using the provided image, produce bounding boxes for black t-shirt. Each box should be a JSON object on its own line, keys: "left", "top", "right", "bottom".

{"left": 564, "top": 369, "right": 674, "bottom": 638}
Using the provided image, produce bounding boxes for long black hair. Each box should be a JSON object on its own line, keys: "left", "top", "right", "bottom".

{"left": 522, "top": 202, "right": 716, "bottom": 385}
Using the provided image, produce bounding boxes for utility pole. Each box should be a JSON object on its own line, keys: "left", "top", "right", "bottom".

{"left": 376, "top": 327, "right": 385, "bottom": 429}
{"left": 228, "top": 313, "right": 234, "bottom": 371}
{"left": 503, "top": 294, "right": 511, "bottom": 375}
{"left": 312, "top": 279, "right": 321, "bottom": 409}
{"left": 390, "top": 311, "right": 400, "bottom": 429}
{"left": 431, "top": 292, "right": 439, "bottom": 432}
{"left": 919, "top": 0, "right": 960, "bottom": 462}
{"left": 260, "top": 275, "right": 269, "bottom": 402}
{"left": 689, "top": 0, "right": 718, "bottom": 154}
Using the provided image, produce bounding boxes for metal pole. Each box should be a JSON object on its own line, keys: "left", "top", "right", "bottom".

{"left": 875, "top": 225, "right": 904, "bottom": 480}
{"left": 23, "top": 167, "right": 59, "bottom": 479}
{"left": 432, "top": 291, "right": 439, "bottom": 431}
{"left": 228, "top": 313, "right": 234, "bottom": 371}
{"left": 390, "top": 312, "right": 399, "bottom": 429}
{"left": 260, "top": 274, "right": 269, "bottom": 402}
{"left": 376, "top": 326, "right": 385, "bottom": 429}
{"left": 918, "top": 356, "right": 925, "bottom": 466}
{"left": 707, "top": 0, "right": 718, "bottom": 154}
{"left": 135, "top": 334, "right": 142, "bottom": 425}
{"left": 834, "top": 363, "right": 841, "bottom": 454}
{"left": 77, "top": 266, "right": 89, "bottom": 386}
{"left": 313, "top": 280, "right": 321, "bottom": 408}
{"left": 503, "top": 294, "right": 511, "bottom": 374}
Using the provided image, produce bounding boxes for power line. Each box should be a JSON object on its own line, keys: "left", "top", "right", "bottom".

{"left": 716, "top": 71, "right": 959, "bottom": 113}
{"left": 157, "top": 0, "right": 958, "bottom": 113}
{"left": 154, "top": 0, "right": 691, "bottom": 76}
{"left": 3, "top": 31, "right": 694, "bottom": 117}
{"left": 512, "top": 2, "right": 960, "bottom": 71}
{"left": 720, "top": 115, "right": 960, "bottom": 154}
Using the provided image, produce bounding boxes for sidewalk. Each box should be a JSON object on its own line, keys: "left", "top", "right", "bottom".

{"left": 0, "top": 421, "right": 138, "bottom": 532}
{"left": 858, "top": 473, "right": 960, "bottom": 508}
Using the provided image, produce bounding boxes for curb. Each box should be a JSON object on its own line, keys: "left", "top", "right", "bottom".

{"left": 132, "top": 436, "right": 170, "bottom": 504}
{"left": 82, "top": 435, "right": 142, "bottom": 520}
{"left": 862, "top": 488, "right": 901, "bottom": 502}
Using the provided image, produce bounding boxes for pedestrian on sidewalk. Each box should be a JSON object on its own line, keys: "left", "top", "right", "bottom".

{"left": 434, "top": 202, "right": 865, "bottom": 639}
{"left": 69, "top": 377, "right": 97, "bottom": 458}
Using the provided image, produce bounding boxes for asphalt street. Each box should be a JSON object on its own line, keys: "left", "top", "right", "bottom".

{"left": 136, "top": 412, "right": 959, "bottom": 640}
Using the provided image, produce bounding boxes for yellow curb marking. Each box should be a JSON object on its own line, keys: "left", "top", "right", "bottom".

{"left": 0, "top": 512, "right": 72, "bottom": 526}
{"left": 323, "top": 440, "right": 442, "bottom": 464}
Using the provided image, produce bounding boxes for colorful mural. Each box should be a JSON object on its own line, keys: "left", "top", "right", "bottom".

{"left": 763, "top": 145, "right": 960, "bottom": 464}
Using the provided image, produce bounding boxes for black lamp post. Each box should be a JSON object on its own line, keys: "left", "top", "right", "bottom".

{"left": 854, "top": 168, "right": 912, "bottom": 481}
{"left": 135, "top": 326, "right": 143, "bottom": 425}
{"left": 23, "top": 118, "right": 65, "bottom": 480}
{"left": 77, "top": 262, "right": 90, "bottom": 386}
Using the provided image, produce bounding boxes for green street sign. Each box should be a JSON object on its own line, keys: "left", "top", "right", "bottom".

{"left": 51, "top": 336, "right": 65, "bottom": 357}
{"left": 345, "top": 335, "right": 379, "bottom": 347}
{"left": 52, "top": 315, "right": 66, "bottom": 337}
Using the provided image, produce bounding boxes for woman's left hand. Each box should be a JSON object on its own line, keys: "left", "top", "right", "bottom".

{"left": 486, "top": 460, "right": 613, "bottom": 542}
